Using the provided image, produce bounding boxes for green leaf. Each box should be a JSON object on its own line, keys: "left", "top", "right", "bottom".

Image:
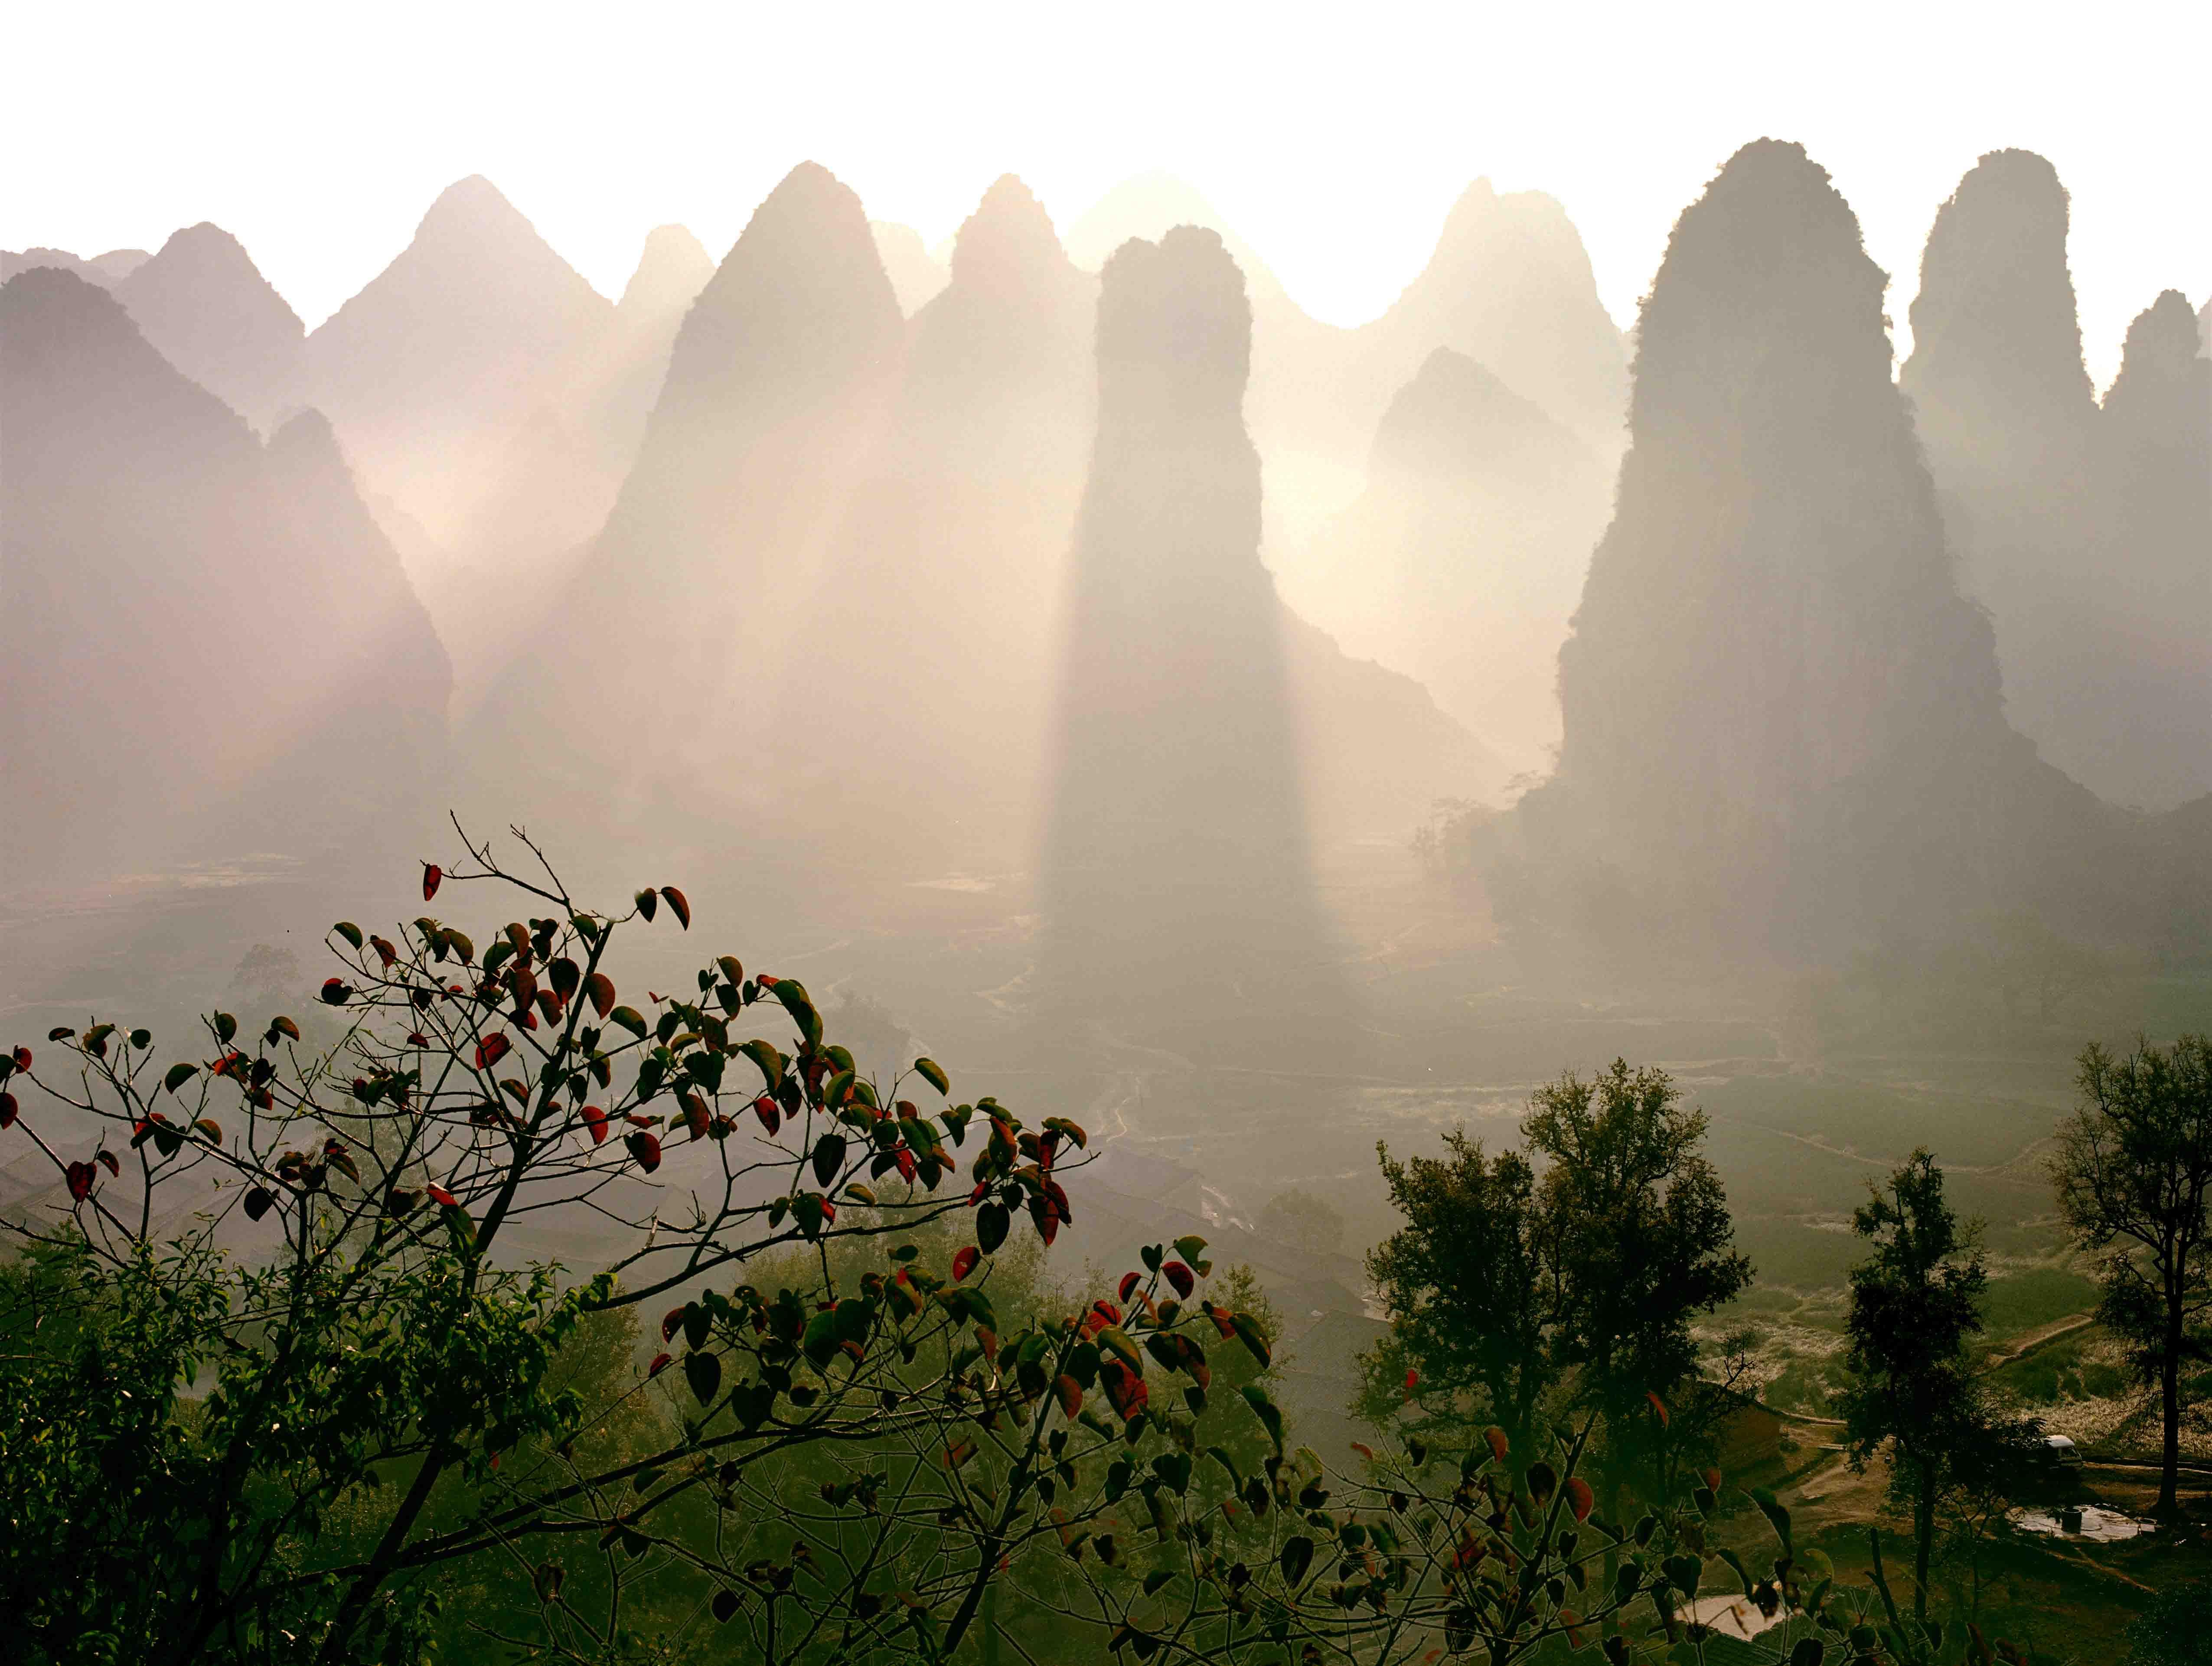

{"left": 163, "top": 1062, "right": 198, "bottom": 1094}
{"left": 1142, "top": 1569, "right": 1174, "bottom": 1597}
{"left": 1204, "top": 1446, "right": 1243, "bottom": 1489}
{"left": 915, "top": 1057, "right": 949, "bottom": 1095}
{"left": 739, "top": 1039, "right": 785, "bottom": 1089}
{"left": 1096, "top": 1326, "right": 1144, "bottom": 1376}
{"left": 333, "top": 922, "right": 364, "bottom": 950}
{"left": 812, "top": 1133, "right": 848, "bottom": 1188}
{"left": 608, "top": 1006, "right": 648, "bottom": 1039}
{"left": 1750, "top": 1487, "right": 1792, "bottom": 1555}
{"left": 684, "top": 1350, "right": 721, "bottom": 1406}
{"left": 1172, "top": 1234, "right": 1210, "bottom": 1274}
{"left": 1279, "top": 1535, "right": 1314, "bottom": 1587}
{"left": 212, "top": 1013, "right": 237, "bottom": 1043}
{"left": 1240, "top": 1385, "right": 1284, "bottom": 1453}
{"left": 770, "top": 979, "right": 822, "bottom": 1048}
{"left": 1230, "top": 1312, "right": 1272, "bottom": 1368}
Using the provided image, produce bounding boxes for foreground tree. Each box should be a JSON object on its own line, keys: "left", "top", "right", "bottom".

{"left": 1525, "top": 1062, "right": 1752, "bottom": 1508}
{"left": 1363, "top": 1134, "right": 1555, "bottom": 1451}
{"left": 0, "top": 830, "right": 1269, "bottom": 1664}
{"left": 1364, "top": 1063, "right": 1751, "bottom": 1516}
{"left": 2050, "top": 1034, "right": 2212, "bottom": 1517}
{"left": 1839, "top": 1150, "right": 2012, "bottom": 1621}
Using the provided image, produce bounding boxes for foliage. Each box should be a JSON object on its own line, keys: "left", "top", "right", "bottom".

{"left": 2125, "top": 1575, "right": 2212, "bottom": 1665}
{"left": 1838, "top": 1150, "right": 2033, "bottom": 1623}
{"left": 2049, "top": 1034, "right": 2212, "bottom": 1516}
{"left": 1362, "top": 1063, "right": 1752, "bottom": 1517}
{"left": 1256, "top": 1189, "right": 1345, "bottom": 1259}
{"left": 1362, "top": 1134, "right": 1553, "bottom": 1450}
{"left": 0, "top": 831, "right": 1272, "bottom": 1665}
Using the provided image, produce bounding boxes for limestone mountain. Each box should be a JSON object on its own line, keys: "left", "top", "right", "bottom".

{"left": 114, "top": 222, "right": 307, "bottom": 431}
{"left": 0, "top": 269, "right": 448, "bottom": 884}
{"left": 1351, "top": 179, "right": 1629, "bottom": 454}
{"left": 778, "top": 175, "right": 1096, "bottom": 871}
{"left": 1900, "top": 151, "right": 2133, "bottom": 796}
{"left": 2095, "top": 289, "right": 2212, "bottom": 805}
{"left": 1488, "top": 141, "right": 2119, "bottom": 974}
{"left": 1, "top": 247, "right": 149, "bottom": 286}
{"left": 426, "top": 223, "right": 715, "bottom": 717}
{"left": 303, "top": 175, "right": 614, "bottom": 553}
{"left": 467, "top": 162, "right": 904, "bottom": 827}
{"left": 870, "top": 220, "right": 949, "bottom": 315}
{"left": 1301, "top": 347, "right": 1612, "bottom": 771}
{"left": 1040, "top": 225, "right": 1345, "bottom": 1056}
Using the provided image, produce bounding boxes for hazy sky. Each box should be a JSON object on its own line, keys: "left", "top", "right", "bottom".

{"left": 6, "top": 1, "right": 2205, "bottom": 384}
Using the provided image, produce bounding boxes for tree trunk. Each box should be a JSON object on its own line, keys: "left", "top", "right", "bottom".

{"left": 1913, "top": 1467, "right": 1934, "bottom": 1623}
{"left": 2160, "top": 1289, "right": 2184, "bottom": 1516}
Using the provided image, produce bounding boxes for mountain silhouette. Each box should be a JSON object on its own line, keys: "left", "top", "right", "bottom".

{"left": 1039, "top": 226, "right": 1350, "bottom": 1060}
{"left": 870, "top": 220, "right": 950, "bottom": 315}
{"left": 1300, "top": 347, "right": 1611, "bottom": 770}
{"left": 304, "top": 175, "right": 614, "bottom": 554}
{"left": 0, "top": 269, "right": 448, "bottom": 884}
{"left": 114, "top": 222, "right": 307, "bottom": 432}
{"left": 1, "top": 247, "right": 150, "bottom": 287}
{"left": 1487, "top": 140, "right": 2122, "bottom": 975}
{"left": 776, "top": 175, "right": 1096, "bottom": 870}
{"left": 467, "top": 162, "right": 904, "bottom": 828}
{"left": 2094, "top": 289, "right": 2212, "bottom": 805}
{"left": 1899, "top": 150, "right": 2164, "bottom": 801}
{"left": 1353, "top": 179, "right": 1629, "bottom": 453}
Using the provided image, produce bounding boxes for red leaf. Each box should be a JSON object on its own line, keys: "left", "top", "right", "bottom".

{"left": 648, "top": 1352, "right": 672, "bottom": 1376}
{"left": 662, "top": 1306, "right": 687, "bottom": 1343}
{"left": 422, "top": 863, "right": 441, "bottom": 901}
{"left": 427, "top": 1185, "right": 459, "bottom": 1208}
{"left": 1162, "top": 1261, "right": 1194, "bottom": 1298}
{"left": 320, "top": 978, "right": 352, "bottom": 1005}
{"left": 10, "top": 1047, "right": 31, "bottom": 1072}
{"left": 751, "top": 1095, "right": 780, "bottom": 1136}
{"left": 407, "top": 1031, "right": 429, "bottom": 1047}
{"left": 1405, "top": 1368, "right": 1420, "bottom": 1394}
{"left": 660, "top": 887, "right": 691, "bottom": 930}
{"left": 1484, "top": 1427, "right": 1510, "bottom": 1465}
{"left": 0, "top": 1091, "right": 16, "bottom": 1130}
{"left": 755, "top": 973, "right": 779, "bottom": 989}
{"left": 585, "top": 972, "right": 615, "bottom": 1018}
{"left": 66, "top": 1161, "right": 95, "bottom": 1201}
{"left": 626, "top": 1130, "right": 662, "bottom": 1173}
{"left": 581, "top": 1105, "right": 609, "bottom": 1145}
{"left": 1119, "top": 1271, "right": 1142, "bottom": 1302}
{"left": 1646, "top": 1390, "right": 1670, "bottom": 1428}
{"left": 474, "top": 1034, "right": 510, "bottom": 1071}
{"left": 1054, "top": 1374, "right": 1082, "bottom": 1420}
{"left": 96, "top": 1150, "right": 119, "bottom": 1177}
{"left": 1565, "top": 1476, "right": 1594, "bottom": 1523}
{"left": 953, "top": 1246, "right": 980, "bottom": 1282}
{"left": 1099, "top": 1360, "right": 1148, "bottom": 1423}
{"left": 894, "top": 1146, "right": 916, "bottom": 1181}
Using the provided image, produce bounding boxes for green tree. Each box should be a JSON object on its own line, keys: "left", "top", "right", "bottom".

{"left": 1838, "top": 1149, "right": 1991, "bottom": 1621}
{"left": 1361, "top": 1063, "right": 1749, "bottom": 1514}
{"left": 1256, "top": 1188, "right": 1344, "bottom": 1259}
{"left": 2050, "top": 1034, "right": 2212, "bottom": 1516}
{"left": 1525, "top": 1061, "right": 1752, "bottom": 1508}
{"left": 1362, "top": 1134, "right": 1555, "bottom": 1450}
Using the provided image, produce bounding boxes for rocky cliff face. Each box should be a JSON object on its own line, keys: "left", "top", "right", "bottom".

{"left": 1040, "top": 226, "right": 1347, "bottom": 1053}
{"left": 1492, "top": 141, "right": 2115, "bottom": 973}
{"left": 114, "top": 222, "right": 307, "bottom": 432}
{"left": 1898, "top": 150, "right": 2199, "bottom": 807}
{"left": 2094, "top": 288, "right": 2212, "bottom": 805}
{"left": 0, "top": 269, "right": 448, "bottom": 883}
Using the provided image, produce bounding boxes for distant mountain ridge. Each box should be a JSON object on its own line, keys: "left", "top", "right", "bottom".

{"left": 0, "top": 268, "right": 448, "bottom": 884}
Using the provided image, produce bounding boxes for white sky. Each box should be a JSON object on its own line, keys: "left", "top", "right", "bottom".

{"left": 5, "top": 0, "right": 2205, "bottom": 386}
